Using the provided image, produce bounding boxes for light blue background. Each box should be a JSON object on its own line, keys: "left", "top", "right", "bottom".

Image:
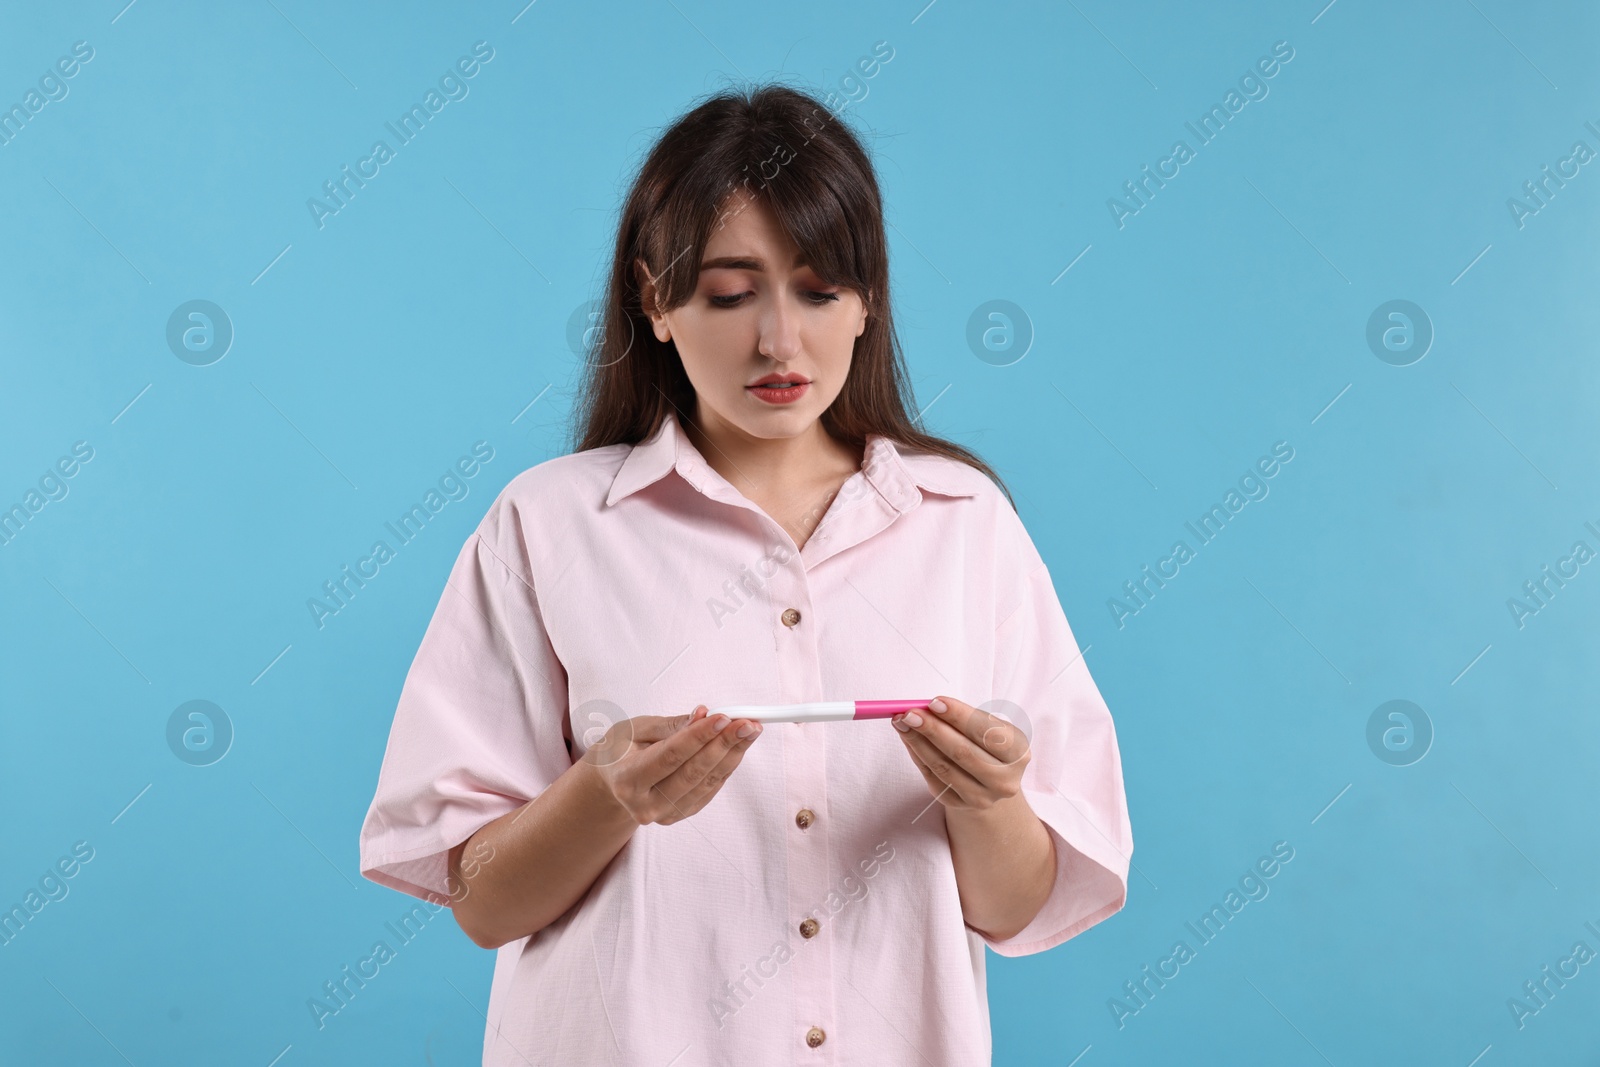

{"left": 2, "top": 0, "right": 1597, "bottom": 1063}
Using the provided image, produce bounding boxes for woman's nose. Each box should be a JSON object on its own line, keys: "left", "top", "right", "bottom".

{"left": 757, "top": 292, "right": 804, "bottom": 362}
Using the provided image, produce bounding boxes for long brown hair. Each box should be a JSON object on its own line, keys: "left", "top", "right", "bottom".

{"left": 569, "top": 82, "right": 1015, "bottom": 510}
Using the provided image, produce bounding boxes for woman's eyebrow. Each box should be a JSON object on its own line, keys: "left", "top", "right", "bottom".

{"left": 699, "top": 252, "right": 810, "bottom": 271}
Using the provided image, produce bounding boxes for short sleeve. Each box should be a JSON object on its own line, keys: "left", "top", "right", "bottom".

{"left": 976, "top": 521, "right": 1133, "bottom": 957}
{"left": 357, "top": 530, "right": 571, "bottom": 906}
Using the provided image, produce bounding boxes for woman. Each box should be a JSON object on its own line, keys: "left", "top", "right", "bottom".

{"left": 358, "top": 83, "right": 1131, "bottom": 1065}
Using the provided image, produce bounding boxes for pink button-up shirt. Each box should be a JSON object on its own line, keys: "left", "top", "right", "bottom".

{"left": 358, "top": 412, "right": 1132, "bottom": 1065}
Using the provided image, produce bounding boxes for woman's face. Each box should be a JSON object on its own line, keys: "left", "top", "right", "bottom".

{"left": 639, "top": 191, "right": 868, "bottom": 441}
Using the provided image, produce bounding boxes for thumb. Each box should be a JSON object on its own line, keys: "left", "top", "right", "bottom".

{"left": 630, "top": 705, "right": 707, "bottom": 743}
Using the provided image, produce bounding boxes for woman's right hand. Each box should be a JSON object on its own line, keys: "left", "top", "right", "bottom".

{"left": 582, "top": 706, "right": 763, "bottom": 826}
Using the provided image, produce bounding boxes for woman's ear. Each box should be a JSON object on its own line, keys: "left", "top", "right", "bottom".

{"left": 634, "top": 257, "right": 672, "bottom": 342}
{"left": 855, "top": 289, "right": 871, "bottom": 338}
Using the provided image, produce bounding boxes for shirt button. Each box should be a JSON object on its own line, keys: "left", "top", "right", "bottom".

{"left": 799, "top": 917, "right": 819, "bottom": 939}
{"left": 805, "top": 1026, "right": 826, "bottom": 1048}
{"left": 795, "top": 808, "right": 815, "bottom": 830}
{"left": 781, "top": 608, "right": 802, "bottom": 627}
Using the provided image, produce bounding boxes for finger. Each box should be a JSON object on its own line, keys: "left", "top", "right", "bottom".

{"left": 899, "top": 710, "right": 1005, "bottom": 778}
{"left": 924, "top": 697, "right": 1029, "bottom": 766}
{"left": 633, "top": 711, "right": 744, "bottom": 794}
{"left": 661, "top": 722, "right": 762, "bottom": 816}
{"left": 655, "top": 717, "right": 762, "bottom": 807}
{"left": 625, "top": 705, "right": 709, "bottom": 745}
{"left": 896, "top": 723, "right": 985, "bottom": 804}
{"left": 899, "top": 736, "right": 968, "bottom": 807}
{"left": 648, "top": 720, "right": 760, "bottom": 822}
{"left": 897, "top": 733, "right": 957, "bottom": 802}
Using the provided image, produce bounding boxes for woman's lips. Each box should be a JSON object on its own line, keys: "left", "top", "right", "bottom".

{"left": 746, "top": 381, "right": 810, "bottom": 405}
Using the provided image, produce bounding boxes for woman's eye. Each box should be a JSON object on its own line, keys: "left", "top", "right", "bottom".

{"left": 707, "top": 290, "right": 840, "bottom": 308}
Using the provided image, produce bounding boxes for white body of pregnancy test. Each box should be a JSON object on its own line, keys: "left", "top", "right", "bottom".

{"left": 704, "top": 699, "right": 932, "bottom": 724}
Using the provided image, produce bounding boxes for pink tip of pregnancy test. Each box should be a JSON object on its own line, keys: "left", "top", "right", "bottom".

{"left": 853, "top": 699, "right": 934, "bottom": 720}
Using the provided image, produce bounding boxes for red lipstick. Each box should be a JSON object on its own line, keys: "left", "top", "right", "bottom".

{"left": 746, "top": 373, "right": 810, "bottom": 405}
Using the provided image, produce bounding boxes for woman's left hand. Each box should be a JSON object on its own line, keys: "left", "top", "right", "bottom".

{"left": 892, "top": 696, "right": 1031, "bottom": 812}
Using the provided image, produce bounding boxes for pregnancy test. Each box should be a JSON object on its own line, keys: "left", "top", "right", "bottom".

{"left": 704, "top": 699, "right": 932, "bottom": 724}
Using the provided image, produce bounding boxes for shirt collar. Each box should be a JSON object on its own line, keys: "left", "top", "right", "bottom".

{"left": 605, "top": 412, "right": 981, "bottom": 512}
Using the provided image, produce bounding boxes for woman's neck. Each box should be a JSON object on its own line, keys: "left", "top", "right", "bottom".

{"left": 681, "top": 408, "right": 866, "bottom": 550}
{"left": 681, "top": 409, "right": 862, "bottom": 499}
